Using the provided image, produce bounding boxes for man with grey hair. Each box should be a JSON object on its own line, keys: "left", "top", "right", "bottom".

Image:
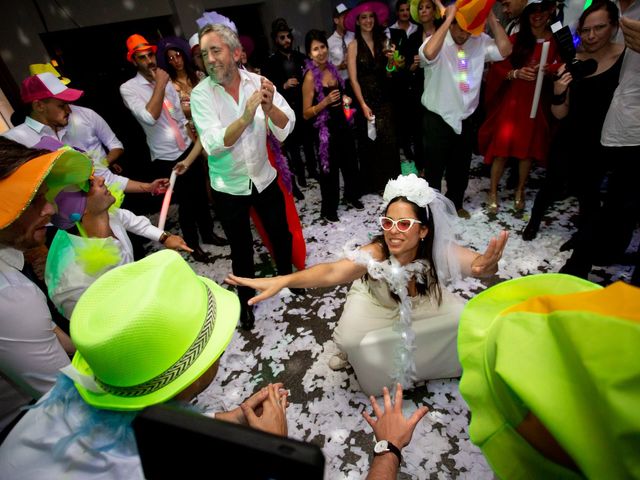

{"left": 187, "top": 23, "right": 297, "bottom": 330}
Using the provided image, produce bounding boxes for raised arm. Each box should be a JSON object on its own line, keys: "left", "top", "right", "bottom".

{"left": 551, "top": 66, "right": 572, "bottom": 120}
{"left": 226, "top": 243, "right": 383, "bottom": 305}
{"left": 424, "top": 3, "right": 457, "bottom": 60}
{"left": 487, "top": 11, "right": 512, "bottom": 58}
{"left": 364, "top": 384, "right": 429, "bottom": 480}
{"left": 145, "top": 69, "right": 171, "bottom": 120}
{"left": 455, "top": 230, "right": 509, "bottom": 278}
{"left": 302, "top": 71, "right": 341, "bottom": 120}
{"left": 260, "top": 77, "right": 291, "bottom": 130}
{"left": 191, "top": 83, "right": 261, "bottom": 155}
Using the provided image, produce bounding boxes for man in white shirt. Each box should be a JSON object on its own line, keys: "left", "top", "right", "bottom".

{"left": 45, "top": 176, "right": 191, "bottom": 319}
{"left": 420, "top": 4, "right": 511, "bottom": 217}
{"left": 189, "top": 23, "right": 296, "bottom": 330}
{"left": 120, "top": 34, "right": 222, "bottom": 264}
{"left": 328, "top": 3, "right": 356, "bottom": 82}
{"left": 0, "top": 138, "right": 91, "bottom": 438}
{"left": 390, "top": 0, "right": 419, "bottom": 37}
{"left": 3, "top": 73, "right": 168, "bottom": 196}
{"left": 0, "top": 249, "right": 289, "bottom": 479}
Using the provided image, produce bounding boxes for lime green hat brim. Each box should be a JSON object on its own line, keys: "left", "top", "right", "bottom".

{"left": 410, "top": 0, "right": 441, "bottom": 23}
{"left": 46, "top": 148, "right": 92, "bottom": 200}
{"left": 72, "top": 276, "right": 239, "bottom": 411}
{"left": 458, "top": 273, "right": 600, "bottom": 479}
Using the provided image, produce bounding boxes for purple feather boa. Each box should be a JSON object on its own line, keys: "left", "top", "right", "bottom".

{"left": 303, "top": 59, "right": 347, "bottom": 174}
{"left": 267, "top": 132, "right": 293, "bottom": 193}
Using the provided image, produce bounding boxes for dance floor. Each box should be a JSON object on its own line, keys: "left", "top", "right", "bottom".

{"left": 147, "top": 155, "right": 635, "bottom": 479}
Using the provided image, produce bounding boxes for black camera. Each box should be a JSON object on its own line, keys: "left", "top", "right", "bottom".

{"left": 551, "top": 21, "right": 598, "bottom": 80}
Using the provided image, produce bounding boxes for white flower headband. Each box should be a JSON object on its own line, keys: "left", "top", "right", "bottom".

{"left": 381, "top": 174, "right": 437, "bottom": 213}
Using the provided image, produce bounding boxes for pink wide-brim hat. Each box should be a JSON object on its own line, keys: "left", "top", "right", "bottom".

{"left": 344, "top": 1, "right": 390, "bottom": 32}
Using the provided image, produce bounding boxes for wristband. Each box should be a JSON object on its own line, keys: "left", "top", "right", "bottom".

{"left": 159, "top": 231, "right": 171, "bottom": 244}
{"left": 551, "top": 91, "right": 567, "bottom": 105}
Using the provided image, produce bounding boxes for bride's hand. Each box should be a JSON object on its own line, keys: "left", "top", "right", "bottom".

{"left": 225, "top": 274, "right": 289, "bottom": 305}
{"left": 471, "top": 231, "right": 509, "bottom": 277}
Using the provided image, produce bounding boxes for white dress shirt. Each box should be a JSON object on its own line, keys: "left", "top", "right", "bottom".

{"left": 0, "top": 246, "right": 70, "bottom": 431}
{"left": 390, "top": 21, "right": 418, "bottom": 37}
{"left": 419, "top": 31, "right": 503, "bottom": 134}
{"left": 120, "top": 73, "right": 192, "bottom": 161}
{"left": 45, "top": 209, "right": 164, "bottom": 319}
{"left": 601, "top": 0, "right": 640, "bottom": 147}
{"left": 328, "top": 30, "right": 355, "bottom": 80}
{"left": 2, "top": 114, "right": 129, "bottom": 189}
{"left": 0, "top": 385, "right": 144, "bottom": 480}
{"left": 190, "top": 69, "right": 295, "bottom": 195}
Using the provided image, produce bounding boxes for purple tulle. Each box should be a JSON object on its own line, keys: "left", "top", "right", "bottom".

{"left": 267, "top": 132, "right": 293, "bottom": 193}
{"left": 304, "top": 59, "right": 349, "bottom": 174}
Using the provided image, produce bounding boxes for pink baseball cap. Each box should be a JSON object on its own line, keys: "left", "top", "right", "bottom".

{"left": 20, "top": 72, "right": 84, "bottom": 104}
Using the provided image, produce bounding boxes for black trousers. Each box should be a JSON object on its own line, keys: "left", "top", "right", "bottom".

{"left": 212, "top": 178, "right": 293, "bottom": 305}
{"left": 565, "top": 145, "right": 640, "bottom": 274}
{"left": 150, "top": 146, "right": 213, "bottom": 249}
{"left": 422, "top": 108, "right": 474, "bottom": 210}
{"left": 319, "top": 120, "right": 360, "bottom": 217}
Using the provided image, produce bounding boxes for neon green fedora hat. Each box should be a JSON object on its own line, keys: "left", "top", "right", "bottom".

{"left": 69, "top": 249, "right": 240, "bottom": 410}
{"left": 459, "top": 273, "right": 640, "bottom": 479}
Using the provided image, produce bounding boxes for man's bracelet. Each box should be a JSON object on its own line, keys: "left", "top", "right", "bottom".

{"left": 507, "top": 69, "right": 518, "bottom": 80}
{"left": 159, "top": 231, "right": 171, "bottom": 244}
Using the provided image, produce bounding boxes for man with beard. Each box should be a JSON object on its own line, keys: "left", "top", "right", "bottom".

{"left": 263, "top": 18, "right": 317, "bottom": 188}
{"left": 499, "top": 0, "right": 529, "bottom": 34}
{"left": 189, "top": 23, "right": 297, "bottom": 330}
{"left": 120, "top": 34, "right": 224, "bottom": 264}
{"left": 0, "top": 139, "right": 91, "bottom": 439}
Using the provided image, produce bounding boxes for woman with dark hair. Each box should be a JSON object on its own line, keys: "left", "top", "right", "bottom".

{"left": 157, "top": 37, "right": 206, "bottom": 140}
{"left": 158, "top": 36, "right": 228, "bottom": 249}
{"left": 227, "top": 174, "right": 508, "bottom": 395}
{"left": 302, "top": 29, "right": 362, "bottom": 223}
{"left": 345, "top": 1, "right": 401, "bottom": 193}
{"left": 522, "top": 0, "right": 625, "bottom": 243}
{"left": 478, "top": 0, "right": 561, "bottom": 213}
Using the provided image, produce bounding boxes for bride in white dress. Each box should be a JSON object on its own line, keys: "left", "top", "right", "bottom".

{"left": 227, "top": 174, "right": 508, "bottom": 394}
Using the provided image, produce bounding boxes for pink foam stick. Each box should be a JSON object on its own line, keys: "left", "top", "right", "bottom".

{"left": 157, "top": 170, "right": 177, "bottom": 231}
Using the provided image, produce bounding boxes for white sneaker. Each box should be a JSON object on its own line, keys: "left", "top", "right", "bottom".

{"left": 328, "top": 352, "right": 349, "bottom": 370}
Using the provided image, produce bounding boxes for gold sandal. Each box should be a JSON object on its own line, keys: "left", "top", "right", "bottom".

{"left": 514, "top": 191, "right": 525, "bottom": 211}
{"left": 487, "top": 192, "right": 498, "bottom": 214}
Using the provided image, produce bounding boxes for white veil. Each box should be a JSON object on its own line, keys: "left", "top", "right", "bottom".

{"left": 381, "top": 174, "right": 461, "bottom": 287}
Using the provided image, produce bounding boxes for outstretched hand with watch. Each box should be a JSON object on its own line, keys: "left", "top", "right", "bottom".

{"left": 363, "top": 383, "right": 429, "bottom": 479}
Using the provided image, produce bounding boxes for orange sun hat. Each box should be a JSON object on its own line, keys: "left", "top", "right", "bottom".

{"left": 0, "top": 148, "right": 92, "bottom": 229}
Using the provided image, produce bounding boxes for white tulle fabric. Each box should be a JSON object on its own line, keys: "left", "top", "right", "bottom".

{"left": 343, "top": 246, "right": 423, "bottom": 387}
{"left": 381, "top": 174, "right": 461, "bottom": 286}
